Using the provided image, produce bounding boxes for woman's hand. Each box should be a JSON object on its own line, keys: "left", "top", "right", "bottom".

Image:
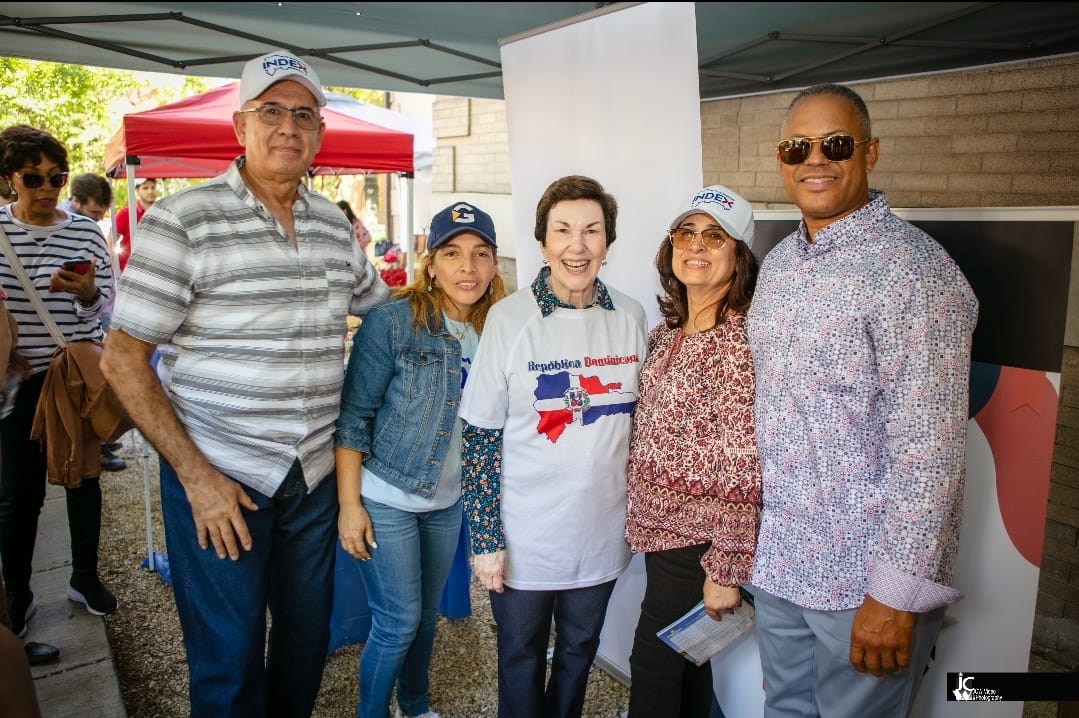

{"left": 338, "top": 501, "right": 377, "bottom": 561}
{"left": 472, "top": 550, "right": 506, "bottom": 593}
{"left": 50, "top": 258, "right": 99, "bottom": 303}
{"left": 703, "top": 578, "right": 741, "bottom": 621}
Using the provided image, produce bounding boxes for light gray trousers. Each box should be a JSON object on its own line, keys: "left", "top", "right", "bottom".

{"left": 754, "top": 588, "right": 946, "bottom": 718}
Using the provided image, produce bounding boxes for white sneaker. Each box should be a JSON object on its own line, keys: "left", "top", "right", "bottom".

{"left": 395, "top": 709, "right": 441, "bottom": 718}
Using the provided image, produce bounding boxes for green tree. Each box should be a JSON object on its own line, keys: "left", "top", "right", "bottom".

{"left": 1, "top": 58, "right": 389, "bottom": 207}
{"left": 327, "top": 86, "right": 386, "bottom": 107}
{"left": 0, "top": 58, "right": 209, "bottom": 179}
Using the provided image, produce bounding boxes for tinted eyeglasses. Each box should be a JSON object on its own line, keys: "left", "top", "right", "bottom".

{"left": 776, "top": 134, "right": 870, "bottom": 165}
{"left": 240, "top": 103, "right": 321, "bottom": 131}
{"left": 14, "top": 171, "right": 69, "bottom": 189}
{"left": 668, "top": 228, "right": 729, "bottom": 251}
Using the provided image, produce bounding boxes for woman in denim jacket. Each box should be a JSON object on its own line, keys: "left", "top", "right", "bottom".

{"left": 334, "top": 201, "right": 506, "bottom": 718}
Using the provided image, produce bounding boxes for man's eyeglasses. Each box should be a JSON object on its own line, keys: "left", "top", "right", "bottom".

{"left": 776, "top": 134, "right": 870, "bottom": 165}
{"left": 668, "top": 228, "right": 729, "bottom": 251}
{"left": 240, "top": 104, "right": 321, "bottom": 132}
{"left": 14, "top": 171, "right": 69, "bottom": 189}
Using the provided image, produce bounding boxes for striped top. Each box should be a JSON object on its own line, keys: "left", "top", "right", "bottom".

{"left": 0, "top": 206, "right": 111, "bottom": 374}
{"left": 110, "top": 159, "right": 388, "bottom": 497}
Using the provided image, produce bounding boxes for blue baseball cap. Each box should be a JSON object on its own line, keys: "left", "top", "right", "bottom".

{"left": 427, "top": 202, "right": 497, "bottom": 251}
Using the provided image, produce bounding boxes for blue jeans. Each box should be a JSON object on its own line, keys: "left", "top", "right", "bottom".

{"left": 753, "top": 587, "right": 945, "bottom": 718}
{"left": 357, "top": 498, "right": 462, "bottom": 718}
{"left": 160, "top": 458, "right": 338, "bottom": 718}
{"left": 489, "top": 581, "right": 617, "bottom": 718}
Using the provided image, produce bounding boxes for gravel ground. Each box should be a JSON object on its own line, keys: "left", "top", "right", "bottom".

{"left": 97, "top": 434, "right": 630, "bottom": 718}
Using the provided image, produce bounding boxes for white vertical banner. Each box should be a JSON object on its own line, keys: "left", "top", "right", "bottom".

{"left": 500, "top": 1, "right": 702, "bottom": 330}
{"left": 499, "top": 4, "right": 769, "bottom": 712}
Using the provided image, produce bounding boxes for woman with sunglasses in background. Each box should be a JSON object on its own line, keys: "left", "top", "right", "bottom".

{"left": 623, "top": 186, "right": 762, "bottom": 718}
{"left": 0, "top": 125, "right": 117, "bottom": 650}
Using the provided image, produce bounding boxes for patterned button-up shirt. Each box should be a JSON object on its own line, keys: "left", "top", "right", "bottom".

{"left": 747, "top": 190, "right": 978, "bottom": 612}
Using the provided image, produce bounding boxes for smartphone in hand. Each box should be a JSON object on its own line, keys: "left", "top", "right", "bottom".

{"left": 62, "top": 259, "right": 93, "bottom": 275}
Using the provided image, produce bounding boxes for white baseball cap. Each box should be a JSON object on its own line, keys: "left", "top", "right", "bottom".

{"left": 668, "top": 185, "right": 755, "bottom": 248}
{"left": 239, "top": 50, "right": 327, "bottom": 108}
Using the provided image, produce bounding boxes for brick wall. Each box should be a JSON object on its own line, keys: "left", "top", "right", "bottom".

{"left": 432, "top": 97, "right": 512, "bottom": 195}
{"left": 700, "top": 56, "right": 1079, "bottom": 209}
{"left": 431, "top": 54, "right": 1079, "bottom": 667}
{"left": 1046, "top": 348, "right": 1079, "bottom": 667}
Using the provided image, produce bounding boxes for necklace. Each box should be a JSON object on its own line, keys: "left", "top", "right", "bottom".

{"left": 444, "top": 314, "right": 469, "bottom": 341}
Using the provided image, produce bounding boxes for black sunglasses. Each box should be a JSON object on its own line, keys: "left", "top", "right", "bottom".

{"left": 776, "top": 134, "right": 870, "bottom": 165}
{"left": 14, "top": 171, "right": 69, "bottom": 189}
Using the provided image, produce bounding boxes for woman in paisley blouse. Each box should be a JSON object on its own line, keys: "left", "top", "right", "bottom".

{"left": 624, "top": 185, "right": 763, "bottom": 718}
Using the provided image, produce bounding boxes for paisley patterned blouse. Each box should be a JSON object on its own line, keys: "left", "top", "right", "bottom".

{"left": 624, "top": 313, "right": 761, "bottom": 586}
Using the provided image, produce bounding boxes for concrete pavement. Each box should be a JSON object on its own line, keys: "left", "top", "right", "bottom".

{"left": 23, "top": 482, "right": 126, "bottom": 717}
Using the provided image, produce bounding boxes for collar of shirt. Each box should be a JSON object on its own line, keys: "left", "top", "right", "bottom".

{"left": 529, "top": 265, "right": 615, "bottom": 317}
{"left": 227, "top": 157, "right": 313, "bottom": 217}
{"left": 796, "top": 188, "right": 890, "bottom": 257}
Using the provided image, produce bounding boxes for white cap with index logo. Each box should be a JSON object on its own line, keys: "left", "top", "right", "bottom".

{"left": 668, "top": 185, "right": 755, "bottom": 248}
{"left": 239, "top": 50, "right": 327, "bottom": 108}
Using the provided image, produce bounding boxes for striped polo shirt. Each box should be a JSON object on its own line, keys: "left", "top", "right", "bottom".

{"left": 110, "top": 159, "right": 388, "bottom": 497}
{"left": 0, "top": 207, "right": 112, "bottom": 374}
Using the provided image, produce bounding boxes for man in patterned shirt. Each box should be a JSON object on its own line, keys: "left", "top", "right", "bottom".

{"left": 100, "top": 50, "right": 387, "bottom": 717}
{"left": 747, "top": 83, "right": 978, "bottom": 717}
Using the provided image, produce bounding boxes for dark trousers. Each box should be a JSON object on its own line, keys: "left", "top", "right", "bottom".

{"left": 628, "top": 545, "right": 715, "bottom": 718}
{"left": 0, "top": 371, "right": 103, "bottom": 598}
{"left": 490, "top": 581, "right": 617, "bottom": 718}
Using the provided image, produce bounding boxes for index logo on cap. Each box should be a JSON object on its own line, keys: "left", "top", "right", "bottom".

{"left": 692, "top": 188, "right": 736, "bottom": 211}
{"left": 262, "top": 54, "right": 312, "bottom": 79}
{"left": 669, "top": 184, "right": 755, "bottom": 247}
{"left": 240, "top": 49, "right": 327, "bottom": 107}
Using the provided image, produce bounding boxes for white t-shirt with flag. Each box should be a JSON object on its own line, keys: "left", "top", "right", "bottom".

{"left": 459, "top": 286, "right": 647, "bottom": 590}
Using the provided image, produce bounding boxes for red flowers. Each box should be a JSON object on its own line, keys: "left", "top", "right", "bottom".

{"left": 380, "top": 267, "right": 408, "bottom": 287}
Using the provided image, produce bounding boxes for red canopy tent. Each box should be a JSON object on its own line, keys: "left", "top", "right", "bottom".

{"left": 104, "top": 82, "right": 414, "bottom": 178}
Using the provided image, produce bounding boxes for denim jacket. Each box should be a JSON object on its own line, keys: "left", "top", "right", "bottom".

{"left": 334, "top": 297, "right": 462, "bottom": 498}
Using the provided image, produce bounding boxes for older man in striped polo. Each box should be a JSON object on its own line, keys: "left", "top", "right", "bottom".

{"left": 101, "top": 50, "right": 387, "bottom": 718}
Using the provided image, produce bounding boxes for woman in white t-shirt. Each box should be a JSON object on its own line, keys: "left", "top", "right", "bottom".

{"left": 460, "top": 175, "right": 647, "bottom": 718}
